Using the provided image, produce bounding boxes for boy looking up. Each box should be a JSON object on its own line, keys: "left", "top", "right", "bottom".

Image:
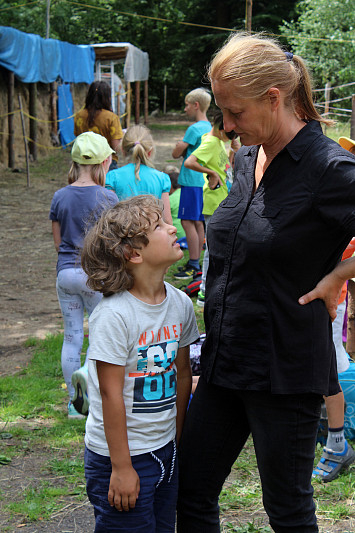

{"left": 172, "top": 88, "right": 211, "bottom": 279}
{"left": 81, "top": 195, "right": 199, "bottom": 532}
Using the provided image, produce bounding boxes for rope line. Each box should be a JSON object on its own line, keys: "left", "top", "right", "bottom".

{"left": 0, "top": 0, "right": 40, "bottom": 12}
{"left": 0, "top": 130, "right": 73, "bottom": 149}
{"left": 1, "top": 107, "right": 126, "bottom": 122}
{"left": 313, "top": 81, "right": 355, "bottom": 92}
{"left": 3, "top": 0, "right": 351, "bottom": 45}
{"left": 315, "top": 103, "right": 352, "bottom": 113}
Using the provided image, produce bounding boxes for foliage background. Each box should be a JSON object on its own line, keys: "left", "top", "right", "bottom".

{"left": 0, "top": 0, "right": 354, "bottom": 114}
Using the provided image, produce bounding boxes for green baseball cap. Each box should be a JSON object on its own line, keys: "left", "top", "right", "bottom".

{"left": 71, "top": 131, "right": 115, "bottom": 164}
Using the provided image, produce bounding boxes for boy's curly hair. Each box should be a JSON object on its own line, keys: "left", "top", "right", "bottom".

{"left": 81, "top": 195, "right": 163, "bottom": 296}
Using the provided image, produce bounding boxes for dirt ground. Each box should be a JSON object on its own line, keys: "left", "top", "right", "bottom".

{"left": 0, "top": 119, "right": 185, "bottom": 376}
{"left": 1, "top": 119, "right": 354, "bottom": 532}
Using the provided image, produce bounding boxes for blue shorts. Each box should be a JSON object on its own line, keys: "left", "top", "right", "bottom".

{"left": 178, "top": 186, "right": 204, "bottom": 221}
{"left": 85, "top": 440, "right": 178, "bottom": 532}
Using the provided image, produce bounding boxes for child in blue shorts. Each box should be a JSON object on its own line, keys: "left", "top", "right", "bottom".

{"left": 81, "top": 195, "right": 199, "bottom": 532}
{"left": 172, "top": 88, "right": 211, "bottom": 280}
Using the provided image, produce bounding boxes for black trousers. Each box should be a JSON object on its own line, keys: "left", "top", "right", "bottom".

{"left": 177, "top": 377, "right": 322, "bottom": 533}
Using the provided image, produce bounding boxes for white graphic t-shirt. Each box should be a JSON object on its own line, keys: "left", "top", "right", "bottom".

{"left": 85, "top": 282, "right": 199, "bottom": 457}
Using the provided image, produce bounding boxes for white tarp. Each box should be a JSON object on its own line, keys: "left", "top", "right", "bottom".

{"left": 91, "top": 42, "right": 149, "bottom": 82}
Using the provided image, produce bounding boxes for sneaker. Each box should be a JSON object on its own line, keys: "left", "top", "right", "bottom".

{"left": 68, "top": 401, "right": 85, "bottom": 420}
{"left": 71, "top": 366, "right": 89, "bottom": 416}
{"left": 196, "top": 290, "right": 205, "bottom": 308}
{"left": 177, "top": 260, "right": 190, "bottom": 272}
{"left": 174, "top": 263, "right": 201, "bottom": 280}
{"left": 312, "top": 440, "right": 355, "bottom": 482}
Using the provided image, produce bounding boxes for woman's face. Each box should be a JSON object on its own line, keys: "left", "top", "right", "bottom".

{"left": 212, "top": 80, "right": 277, "bottom": 146}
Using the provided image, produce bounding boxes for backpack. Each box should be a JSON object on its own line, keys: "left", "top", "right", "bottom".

{"left": 180, "top": 274, "right": 202, "bottom": 298}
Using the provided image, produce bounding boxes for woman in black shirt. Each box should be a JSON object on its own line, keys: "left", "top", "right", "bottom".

{"left": 177, "top": 33, "right": 355, "bottom": 533}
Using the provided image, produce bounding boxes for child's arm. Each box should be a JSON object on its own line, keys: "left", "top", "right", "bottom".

{"left": 161, "top": 192, "right": 173, "bottom": 225}
{"left": 51, "top": 221, "right": 61, "bottom": 252}
{"left": 172, "top": 140, "right": 189, "bottom": 159}
{"left": 97, "top": 361, "right": 140, "bottom": 512}
{"left": 175, "top": 345, "right": 192, "bottom": 445}
{"left": 184, "top": 154, "right": 222, "bottom": 190}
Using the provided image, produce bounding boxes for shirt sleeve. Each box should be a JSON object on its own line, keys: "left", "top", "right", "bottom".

{"left": 192, "top": 138, "right": 213, "bottom": 166}
{"left": 179, "top": 296, "right": 200, "bottom": 348}
{"left": 183, "top": 124, "right": 199, "bottom": 147}
{"left": 110, "top": 114, "right": 123, "bottom": 141}
{"left": 161, "top": 172, "right": 172, "bottom": 194}
{"left": 49, "top": 192, "right": 59, "bottom": 221}
{"left": 89, "top": 306, "right": 129, "bottom": 366}
{"left": 315, "top": 156, "right": 355, "bottom": 234}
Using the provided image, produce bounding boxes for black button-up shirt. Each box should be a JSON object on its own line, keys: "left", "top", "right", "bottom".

{"left": 201, "top": 121, "right": 355, "bottom": 396}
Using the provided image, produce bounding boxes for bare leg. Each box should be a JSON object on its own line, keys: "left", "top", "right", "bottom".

{"left": 324, "top": 391, "right": 344, "bottom": 429}
{"left": 181, "top": 219, "right": 204, "bottom": 260}
{"left": 196, "top": 220, "right": 205, "bottom": 257}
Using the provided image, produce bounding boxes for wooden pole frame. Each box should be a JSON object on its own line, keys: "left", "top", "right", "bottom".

{"left": 351, "top": 94, "right": 355, "bottom": 140}
{"left": 7, "top": 70, "right": 15, "bottom": 169}
{"left": 18, "top": 94, "right": 30, "bottom": 187}
{"left": 29, "top": 82, "right": 37, "bottom": 161}
{"left": 144, "top": 80, "right": 148, "bottom": 124}
{"left": 135, "top": 81, "right": 141, "bottom": 124}
{"left": 126, "top": 82, "right": 131, "bottom": 128}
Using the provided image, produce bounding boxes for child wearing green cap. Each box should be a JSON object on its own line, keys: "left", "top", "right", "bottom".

{"left": 49, "top": 132, "right": 118, "bottom": 419}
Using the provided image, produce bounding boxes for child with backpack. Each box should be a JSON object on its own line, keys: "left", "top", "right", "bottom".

{"left": 81, "top": 195, "right": 199, "bottom": 532}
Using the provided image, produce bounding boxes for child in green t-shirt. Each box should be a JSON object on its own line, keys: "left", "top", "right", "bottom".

{"left": 184, "top": 111, "right": 240, "bottom": 307}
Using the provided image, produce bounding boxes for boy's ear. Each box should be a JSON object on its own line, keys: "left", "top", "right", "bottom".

{"left": 124, "top": 245, "right": 143, "bottom": 264}
{"left": 127, "top": 249, "right": 143, "bottom": 264}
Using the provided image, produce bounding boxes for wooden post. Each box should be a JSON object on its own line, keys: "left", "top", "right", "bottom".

{"left": 135, "top": 81, "right": 141, "bottom": 124}
{"left": 347, "top": 280, "right": 355, "bottom": 356}
{"left": 117, "top": 88, "right": 121, "bottom": 125}
{"left": 323, "top": 82, "right": 331, "bottom": 134}
{"left": 144, "top": 80, "right": 148, "bottom": 125}
{"left": 245, "top": 0, "right": 252, "bottom": 32}
{"left": 351, "top": 94, "right": 355, "bottom": 140}
{"left": 126, "top": 82, "right": 131, "bottom": 128}
{"left": 163, "top": 84, "right": 167, "bottom": 114}
{"left": 18, "top": 94, "right": 30, "bottom": 187}
{"left": 50, "top": 81, "right": 57, "bottom": 135}
{"left": 7, "top": 70, "right": 15, "bottom": 169}
{"left": 29, "top": 83, "right": 37, "bottom": 161}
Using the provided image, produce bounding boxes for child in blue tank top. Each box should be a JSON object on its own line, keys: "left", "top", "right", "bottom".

{"left": 105, "top": 125, "right": 172, "bottom": 224}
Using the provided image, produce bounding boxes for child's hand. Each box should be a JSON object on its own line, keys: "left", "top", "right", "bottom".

{"left": 208, "top": 171, "right": 223, "bottom": 190}
{"left": 108, "top": 465, "right": 140, "bottom": 511}
{"left": 230, "top": 138, "right": 241, "bottom": 153}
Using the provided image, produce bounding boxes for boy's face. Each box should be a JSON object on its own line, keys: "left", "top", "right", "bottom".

{"left": 184, "top": 99, "right": 197, "bottom": 120}
{"left": 140, "top": 216, "right": 183, "bottom": 268}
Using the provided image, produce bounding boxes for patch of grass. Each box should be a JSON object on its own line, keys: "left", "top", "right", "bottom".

{"left": 324, "top": 120, "right": 351, "bottom": 142}
{"left": 149, "top": 123, "right": 188, "bottom": 131}
{"left": 5, "top": 482, "right": 82, "bottom": 522}
{"left": 223, "top": 522, "right": 272, "bottom": 532}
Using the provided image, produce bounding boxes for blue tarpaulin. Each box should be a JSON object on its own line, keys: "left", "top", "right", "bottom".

{"left": 0, "top": 27, "right": 60, "bottom": 83}
{"left": 0, "top": 26, "right": 96, "bottom": 147}
{"left": 0, "top": 26, "right": 95, "bottom": 84}
{"left": 57, "top": 83, "right": 75, "bottom": 147}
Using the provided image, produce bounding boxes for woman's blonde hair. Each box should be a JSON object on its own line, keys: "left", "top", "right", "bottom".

{"left": 208, "top": 32, "right": 333, "bottom": 126}
{"left": 68, "top": 162, "right": 106, "bottom": 186}
{"left": 81, "top": 195, "right": 162, "bottom": 296}
{"left": 122, "top": 125, "right": 155, "bottom": 181}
